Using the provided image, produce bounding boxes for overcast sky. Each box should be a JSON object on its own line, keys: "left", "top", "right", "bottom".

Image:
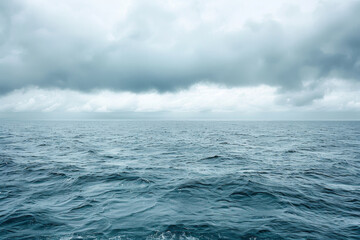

{"left": 0, "top": 0, "right": 359, "bottom": 119}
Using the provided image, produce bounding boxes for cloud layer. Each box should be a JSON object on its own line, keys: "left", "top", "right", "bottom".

{"left": 1, "top": 0, "right": 359, "bottom": 96}
{"left": 1, "top": 81, "right": 359, "bottom": 115}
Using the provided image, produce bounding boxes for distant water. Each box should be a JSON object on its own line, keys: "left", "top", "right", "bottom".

{"left": 1, "top": 121, "right": 360, "bottom": 240}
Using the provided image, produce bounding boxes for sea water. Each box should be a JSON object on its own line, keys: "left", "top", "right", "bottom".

{"left": 1, "top": 121, "right": 359, "bottom": 239}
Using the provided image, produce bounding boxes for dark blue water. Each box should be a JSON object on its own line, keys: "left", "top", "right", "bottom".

{"left": 1, "top": 121, "right": 360, "bottom": 239}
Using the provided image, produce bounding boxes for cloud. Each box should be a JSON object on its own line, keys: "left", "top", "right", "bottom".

{"left": 0, "top": 84, "right": 279, "bottom": 113}
{"left": 276, "top": 79, "right": 360, "bottom": 110}
{"left": 0, "top": 81, "right": 359, "bottom": 115}
{"left": 0, "top": 0, "right": 359, "bottom": 97}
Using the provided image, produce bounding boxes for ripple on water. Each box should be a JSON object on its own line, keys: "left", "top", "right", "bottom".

{"left": 0, "top": 121, "right": 360, "bottom": 239}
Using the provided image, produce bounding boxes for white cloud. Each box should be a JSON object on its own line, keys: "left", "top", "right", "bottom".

{"left": 0, "top": 84, "right": 277, "bottom": 113}
{"left": 311, "top": 80, "right": 360, "bottom": 111}
{"left": 1, "top": 81, "right": 359, "bottom": 115}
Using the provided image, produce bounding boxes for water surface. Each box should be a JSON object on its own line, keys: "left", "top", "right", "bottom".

{"left": 1, "top": 121, "right": 359, "bottom": 239}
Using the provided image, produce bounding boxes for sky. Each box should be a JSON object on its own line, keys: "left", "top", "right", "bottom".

{"left": 0, "top": 0, "right": 359, "bottom": 119}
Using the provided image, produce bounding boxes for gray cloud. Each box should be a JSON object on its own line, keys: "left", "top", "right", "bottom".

{"left": 0, "top": 0, "right": 359, "bottom": 97}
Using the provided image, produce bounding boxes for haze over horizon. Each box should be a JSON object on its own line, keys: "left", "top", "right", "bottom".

{"left": 1, "top": 0, "right": 360, "bottom": 119}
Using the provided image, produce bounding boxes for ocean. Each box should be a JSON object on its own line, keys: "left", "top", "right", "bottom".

{"left": 0, "top": 120, "right": 359, "bottom": 239}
